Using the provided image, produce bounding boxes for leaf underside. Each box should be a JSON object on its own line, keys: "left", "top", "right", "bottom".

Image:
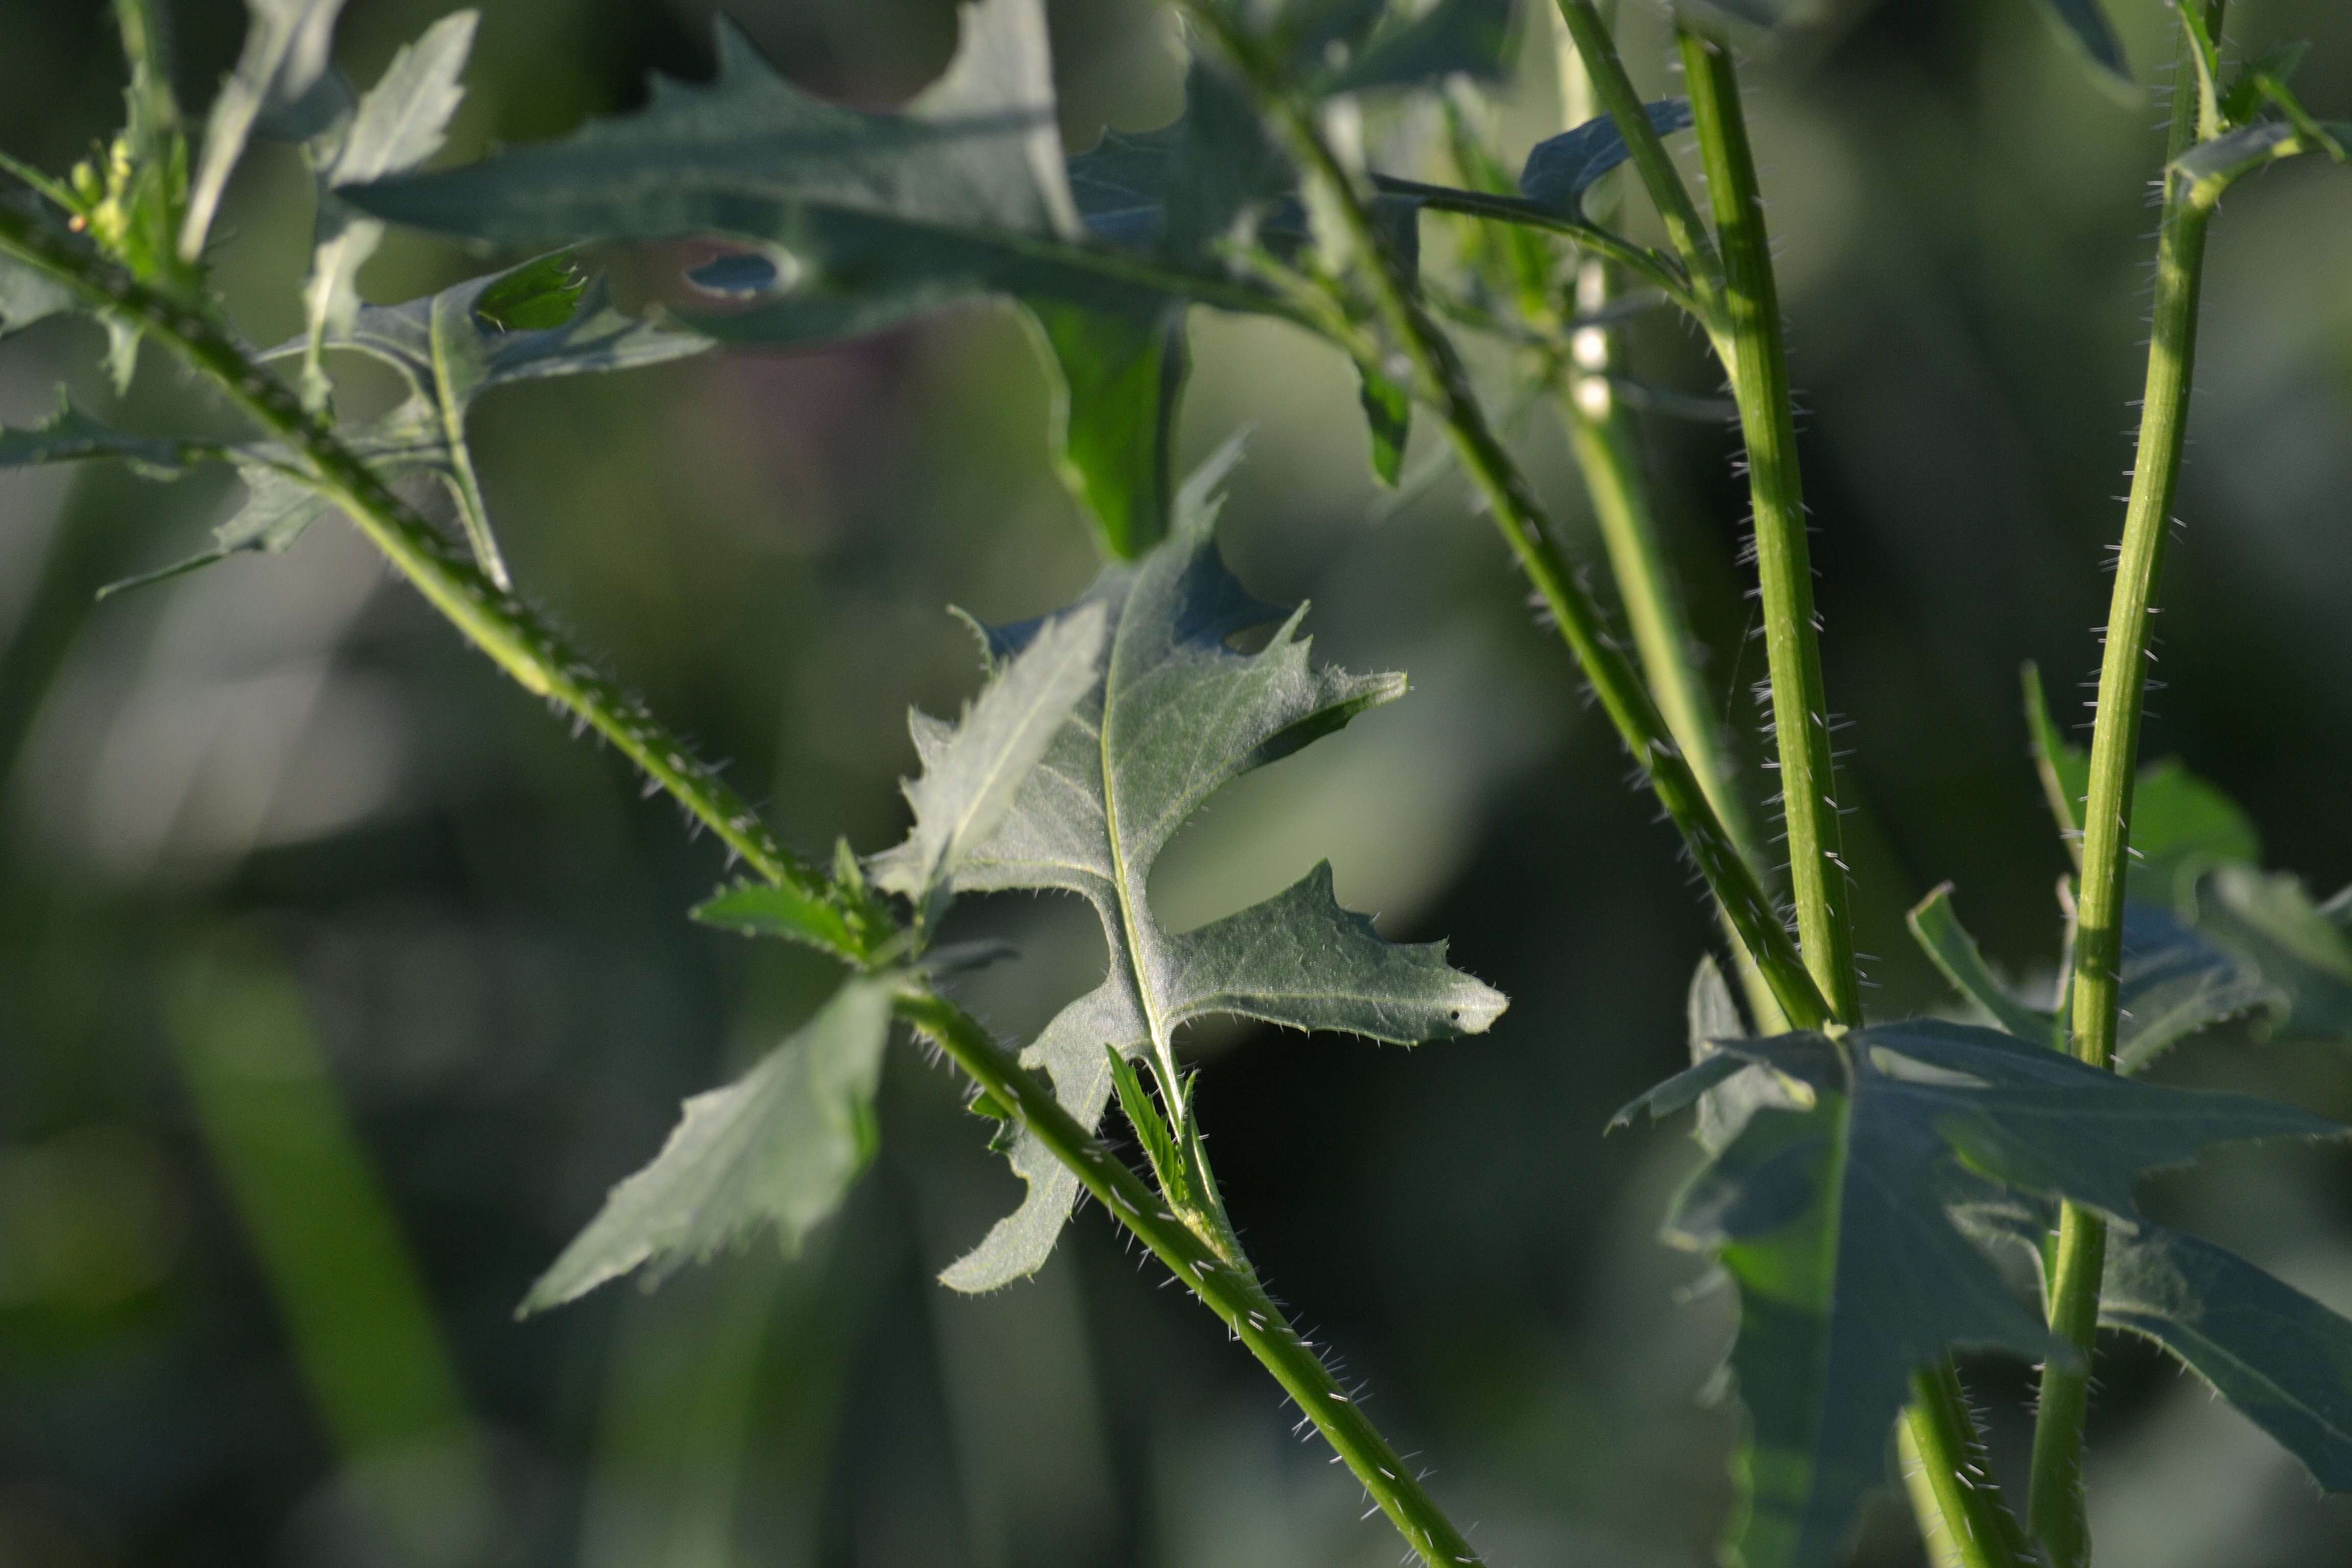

{"left": 871, "top": 445, "right": 1506, "bottom": 1291}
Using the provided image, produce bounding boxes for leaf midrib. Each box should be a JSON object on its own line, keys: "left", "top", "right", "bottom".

{"left": 1097, "top": 595, "right": 1175, "bottom": 1105}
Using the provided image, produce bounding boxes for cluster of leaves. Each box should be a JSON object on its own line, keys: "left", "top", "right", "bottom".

{"left": 553, "top": 448, "right": 1504, "bottom": 1305}
{"left": 0, "top": 0, "right": 1512, "bottom": 1322}
{"left": 339, "top": 0, "right": 1683, "bottom": 556}
{"left": 0, "top": 6, "right": 709, "bottom": 593}
{"left": 1614, "top": 669, "right": 2352, "bottom": 1567}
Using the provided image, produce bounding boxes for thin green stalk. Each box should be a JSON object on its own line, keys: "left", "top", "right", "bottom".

{"left": 1369, "top": 175, "right": 1707, "bottom": 316}
{"left": 2030, "top": 10, "right": 2224, "bottom": 1562}
{"left": 1547, "top": 9, "right": 1782, "bottom": 1031}
{"left": 1680, "top": 32, "right": 1862, "bottom": 1028}
{"left": 0, "top": 204, "right": 1488, "bottom": 1568}
{"left": 0, "top": 206, "right": 820, "bottom": 903}
{"left": 1180, "top": 5, "right": 1832, "bottom": 1035}
{"left": 1570, "top": 20, "right": 2019, "bottom": 1559}
{"left": 902, "top": 995, "right": 1483, "bottom": 1567}
{"left": 1550, "top": 0, "right": 1724, "bottom": 313}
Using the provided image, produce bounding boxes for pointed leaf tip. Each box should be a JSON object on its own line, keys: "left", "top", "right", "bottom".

{"left": 871, "top": 600, "right": 1110, "bottom": 908}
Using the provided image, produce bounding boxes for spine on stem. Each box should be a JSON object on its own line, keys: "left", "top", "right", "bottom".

{"left": 2029, "top": 8, "right": 2226, "bottom": 1563}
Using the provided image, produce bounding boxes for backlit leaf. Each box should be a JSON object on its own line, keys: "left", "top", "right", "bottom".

{"left": 870, "top": 601, "right": 1110, "bottom": 912}
{"left": 521, "top": 977, "right": 896, "bottom": 1312}
{"left": 905, "top": 446, "right": 1506, "bottom": 1290}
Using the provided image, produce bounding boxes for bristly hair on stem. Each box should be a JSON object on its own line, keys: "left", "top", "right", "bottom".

{"left": 2030, "top": 6, "right": 2228, "bottom": 1564}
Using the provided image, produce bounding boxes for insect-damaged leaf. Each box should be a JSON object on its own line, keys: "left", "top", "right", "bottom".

{"left": 344, "top": 0, "right": 1206, "bottom": 557}
{"left": 522, "top": 977, "right": 896, "bottom": 1312}
{"left": 345, "top": 0, "right": 1474, "bottom": 553}
{"left": 880, "top": 446, "right": 1506, "bottom": 1291}
{"left": 1621, "top": 1018, "right": 2340, "bottom": 1568}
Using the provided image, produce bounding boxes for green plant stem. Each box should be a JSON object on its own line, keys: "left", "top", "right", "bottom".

{"left": 901, "top": 995, "right": 1483, "bottom": 1567}
{"left": 1547, "top": 10, "right": 1781, "bottom": 1030}
{"left": 1369, "top": 175, "right": 1705, "bottom": 315}
{"left": 0, "top": 205, "right": 821, "bottom": 904}
{"left": 1557, "top": 16, "right": 2021, "bottom": 1557}
{"left": 1549, "top": 0, "right": 1724, "bottom": 312}
{"left": 0, "top": 203, "right": 1490, "bottom": 1568}
{"left": 1183, "top": 9, "right": 1829, "bottom": 1034}
{"left": 1681, "top": 35, "right": 2028, "bottom": 1568}
{"left": 2030, "top": 10, "right": 2223, "bottom": 1563}
{"left": 1680, "top": 32, "right": 1861, "bottom": 1028}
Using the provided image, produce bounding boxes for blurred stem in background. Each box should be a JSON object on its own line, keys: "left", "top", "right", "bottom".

{"left": 1543, "top": 2, "right": 1785, "bottom": 1034}
{"left": 167, "top": 934, "right": 492, "bottom": 1564}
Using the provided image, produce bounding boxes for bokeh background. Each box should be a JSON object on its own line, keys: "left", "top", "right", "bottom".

{"left": 5, "top": 0, "right": 2352, "bottom": 1563}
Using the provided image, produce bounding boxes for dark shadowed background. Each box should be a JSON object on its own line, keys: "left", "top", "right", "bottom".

{"left": 5, "top": 1, "right": 2352, "bottom": 1564}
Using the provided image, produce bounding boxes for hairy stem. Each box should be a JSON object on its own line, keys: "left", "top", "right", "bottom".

{"left": 903, "top": 995, "right": 1483, "bottom": 1567}
{"left": 2030, "top": 10, "right": 2224, "bottom": 1562}
{"left": 0, "top": 204, "right": 1488, "bottom": 1568}
{"left": 1548, "top": 7, "right": 1782, "bottom": 1030}
{"left": 1549, "top": 0, "right": 1724, "bottom": 313}
{"left": 0, "top": 206, "right": 820, "bottom": 901}
{"left": 1680, "top": 32, "right": 1861, "bottom": 1027}
{"left": 1185, "top": 9, "right": 1830, "bottom": 1032}
{"left": 1673, "top": 30, "right": 2022, "bottom": 1562}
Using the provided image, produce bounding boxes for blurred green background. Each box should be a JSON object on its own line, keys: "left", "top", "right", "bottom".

{"left": 5, "top": 1, "right": 2352, "bottom": 1564}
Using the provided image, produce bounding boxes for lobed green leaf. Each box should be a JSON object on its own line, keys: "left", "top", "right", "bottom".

{"left": 878, "top": 445, "right": 1505, "bottom": 1291}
